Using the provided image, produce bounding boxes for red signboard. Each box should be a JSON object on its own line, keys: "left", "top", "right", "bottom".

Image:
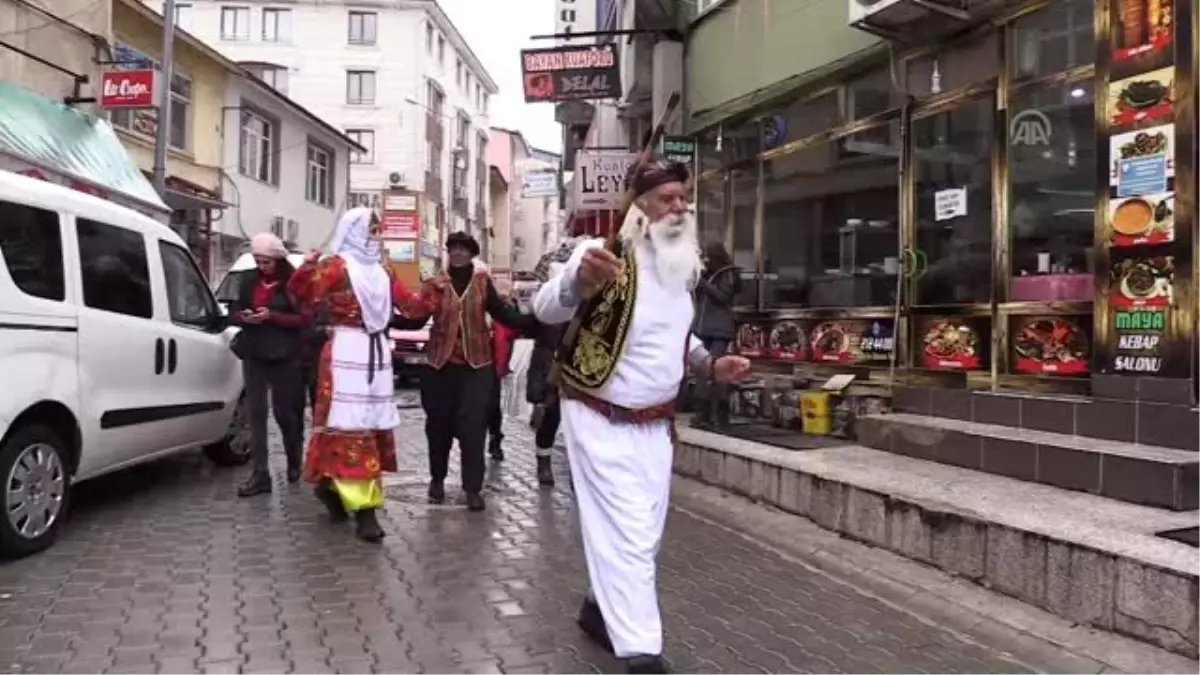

{"left": 101, "top": 70, "right": 156, "bottom": 109}
{"left": 381, "top": 211, "right": 419, "bottom": 240}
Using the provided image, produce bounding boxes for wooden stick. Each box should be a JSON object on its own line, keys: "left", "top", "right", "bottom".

{"left": 548, "top": 91, "right": 682, "bottom": 387}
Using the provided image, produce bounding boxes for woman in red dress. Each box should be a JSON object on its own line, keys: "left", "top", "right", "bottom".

{"left": 289, "top": 207, "right": 419, "bottom": 542}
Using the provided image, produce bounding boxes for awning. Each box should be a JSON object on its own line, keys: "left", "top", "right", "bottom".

{"left": 0, "top": 82, "right": 167, "bottom": 213}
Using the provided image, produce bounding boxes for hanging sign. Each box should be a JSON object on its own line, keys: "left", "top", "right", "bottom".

{"left": 521, "top": 43, "right": 621, "bottom": 103}
{"left": 100, "top": 70, "right": 157, "bottom": 109}
{"left": 521, "top": 170, "right": 559, "bottom": 198}
{"left": 573, "top": 150, "right": 635, "bottom": 210}
{"left": 661, "top": 136, "right": 695, "bottom": 166}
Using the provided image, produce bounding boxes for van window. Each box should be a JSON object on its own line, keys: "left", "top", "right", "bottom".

{"left": 215, "top": 269, "right": 253, "bottom": 304}
{"left": 77, "top": 218, "right": 153, "bottom": 319}
{"left": 159, "top": 241, "right": 217, "bottom": 328}
{"left": 0, "top": 200, "right": 64, "bottom": 301}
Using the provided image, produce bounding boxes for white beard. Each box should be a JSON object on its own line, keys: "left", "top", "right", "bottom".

{"left": 620, "top": 204, "right": 702, "bottom": 293}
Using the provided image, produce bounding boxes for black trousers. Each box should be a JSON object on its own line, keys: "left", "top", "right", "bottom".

{"left": 695, "top": 337, "right": 731, "bottom": 424}
{"left": 298, "top": 362, "right": 317, "bottom": 417}
{"left": 243, "top": 358, "right": 303, "bottom": 476}
{"left": 534, "top": 398, "right": 560, "bottom": 453}
{"left": 421, "top": 363, "right": 491, "bottom": 494}
{"left": 487, "top": 371, "right": 503, "bottom": 440}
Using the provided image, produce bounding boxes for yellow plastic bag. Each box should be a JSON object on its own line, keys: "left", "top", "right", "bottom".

{"left": 331, "top": 478, "right": 384, "bottom": 511}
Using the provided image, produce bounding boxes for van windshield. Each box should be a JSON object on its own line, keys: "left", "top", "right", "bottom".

{"left": 214, "top": 269, "right": 253, "bottom": 303}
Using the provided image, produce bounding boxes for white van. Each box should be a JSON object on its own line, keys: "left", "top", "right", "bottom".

{"left": 0, "top": 171, "right": 248, "bottom": 557}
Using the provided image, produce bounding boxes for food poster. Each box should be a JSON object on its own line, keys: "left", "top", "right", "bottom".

{"left": 1109, "top": 254, "right": 1175, "bottom": 308}
{"left": 767, "top": 320, "right": 808, "bottom": 361}
{"left": 735, "top": 322, "right": 768, "bottom": 358}
{"left": 808, "top": 319, "right": 896, "bottom": 364}
{"left": 1108, "top": 68, "right": 1175, "bottom": 127}
{"left": 916, "top": 316, "right": 989, "bottom": 371}
{"left": 1108, "top": 193, "right": 1175, "bottom": 245}
{"left": 1110, "top": 0, "right": 1175, "bottom": 68}
{"left": 1109, "top": 125, "right": 1175, "bottom": 198}
{"left": 1010, "top": 315, "right": 1091, "bottom": 376}
{"left": 1109, "top": 307, "right": 1170, "bottom": 374}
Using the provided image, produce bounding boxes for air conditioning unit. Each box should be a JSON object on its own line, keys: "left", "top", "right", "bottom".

{"left": 270, "top": 216, "right": 284, "bottom": 237}
{"left": 849, "top": 0, "right": 992, "bottom": 43}
{"left": 388, "top": 171, "right": 405, "bottom": 186}
{"left": 286, "top": 219, "right": 299, "bottom": 242}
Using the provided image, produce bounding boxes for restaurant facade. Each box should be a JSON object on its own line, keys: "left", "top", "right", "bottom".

{"left": 686, "top": 0, "right": 1197, "bottom": 420}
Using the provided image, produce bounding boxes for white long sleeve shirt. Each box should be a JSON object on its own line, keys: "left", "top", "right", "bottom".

{"left": 534, "top": 237, "right": 706, "bottom": 409}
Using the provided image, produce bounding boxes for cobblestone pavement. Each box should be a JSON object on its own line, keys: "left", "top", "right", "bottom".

{"left": 0, "top": 391, "right": 1053, "bottom": 674}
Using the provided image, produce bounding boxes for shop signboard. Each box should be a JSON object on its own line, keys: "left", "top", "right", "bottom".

{"left": 100, "top": 69, "right": 156, "bottom": 109}
{"left": 1010, "top": 315, "right": 1091, "bottom": 376}
{"left": 384, "top": 240, "right": 416, "bottom": 263}
{"left": 573, "top": 150, "right": 635, "bottom": 210}
{"left": 521, "top": 43, "right": 621, "bottom": 103}
{"left": 661, "top": 136, "right": 695, "bottom": 167}
{"left": 915, "top": 315, "right": 988, "bottom": 371}
{"left": 381, "top": 212, "right": 418, "bottom": 239}
{"left": 1110, "top": 307, "right": 1169, "bottom": 374}
{"left": 521, "top": 169, "right": 558, "bottom": 198}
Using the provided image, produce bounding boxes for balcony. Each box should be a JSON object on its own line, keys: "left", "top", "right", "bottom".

{"left": 424, "top": 171, "right": 442, "bottom": 203}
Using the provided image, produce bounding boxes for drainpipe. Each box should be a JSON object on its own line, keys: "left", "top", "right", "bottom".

{"left": 152, "top": 0, "right": 176, "bottom": 198}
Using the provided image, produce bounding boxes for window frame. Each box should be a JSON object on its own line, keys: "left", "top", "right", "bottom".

{"left": 347, "top": 10, "right": 378, "bottom": 45}
{"left": 108, "top": 42, "right": 192, "bottom": 151}
{"left": 172, "top": 2, "right": 192, "bottom": 27}
{"left": 345, "top": 69, "right": 376, "bottom": 105}
{"left": 261, "top": 7, "right": 290, "bottom": 43}
{"left": 75, "top": 218, "right": 154, "bottom": 320}
{"left": 346, "top": 128, "right": 376, "bottom": 165}
{"left": 305, "top": 140, "right": 336, "bottom": 208}
{"left": 219, "top": 6, "right": 250, "bottom": 41}
{"left": 238, "top": 103, "right": 279, "bottom": 186}
{"left": 437, "top": 34, "right": 445, "bottom": 65}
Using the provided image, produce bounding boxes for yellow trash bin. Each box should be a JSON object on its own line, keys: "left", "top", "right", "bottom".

{"left": 799, "top": 391, "right": 833, "bottom": 435}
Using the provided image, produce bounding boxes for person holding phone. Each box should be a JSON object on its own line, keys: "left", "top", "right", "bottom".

{"left": 230, "top": 233, "right": 307, "bottom": 497}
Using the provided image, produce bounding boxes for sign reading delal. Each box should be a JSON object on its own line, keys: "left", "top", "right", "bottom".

{"left": 521, "top": 44, "right": 621, "bottom": 103}
{"left": 101, "top": 70, "right": 156, "bottom": 109}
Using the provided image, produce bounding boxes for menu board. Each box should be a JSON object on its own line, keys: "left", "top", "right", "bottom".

{"left": 734, "top": 322, "right": 768, "bottom": 358}
{"left": 1010, "top": 315, "right": 1091, "bottom": 376}
{"left": 915, "top": 316, "right": 989, "bottom": 371}
{"left": 1109, "top": 308, "right": 1169, "bottom": 374}
{"left": 1096, "top": 0, "right": 1189, "bottom": 379}
{"left": 809, "top": 319, "right": 895, "bottom": 364}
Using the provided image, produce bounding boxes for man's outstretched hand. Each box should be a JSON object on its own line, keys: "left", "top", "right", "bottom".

{"left": 713, "top": 355, "right": 751, "bottom": 383}
{"left": 578, "top": 247, "right": 622, "bottom": 299}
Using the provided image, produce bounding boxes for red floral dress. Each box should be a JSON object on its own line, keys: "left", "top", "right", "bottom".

{"left": 288, "top": 256, "right": 416, "bottom": 484}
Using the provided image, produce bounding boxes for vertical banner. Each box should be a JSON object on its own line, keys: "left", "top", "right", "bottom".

{"left": 1096, "top": 0, "right": 1194, "bottom": 379}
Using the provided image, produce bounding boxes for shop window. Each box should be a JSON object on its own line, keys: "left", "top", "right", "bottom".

{"left": 763, "top": 91, "right": 841, "bottom": 149}
{"left": 0, "top": 200, "right": 63, "bottom": 302}
{"left": 762, "top": 124, "right": 902, "bottom": 309}
{"left": 1008, "top": 80, "right": 1095, "bottom": 301}
{"left": 76, "top": 218, "right": 152, "bottom": 319}
{"left": 730, "top": 167, "right": 757, "bottom": 307}
{"left": 1009, "top": 0, "right": 1094, "bottom": 85}
{"left": 696, "top": 174, "right": 726, "bottom": 248}
{"left": 905, "top": 34, "right": 999, "bottom": 98}
{"left": 912, "top": 97, "right": 995, "bottom": 306}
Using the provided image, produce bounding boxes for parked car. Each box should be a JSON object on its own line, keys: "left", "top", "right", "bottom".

{"left": 390, "top": 320, "right": 431, "bottom": 385}
{"left": 0, "top": 171, "right": 249, "bottom": 558}
{"left": 214, "top": 251, "right": 306, "bottom": 311}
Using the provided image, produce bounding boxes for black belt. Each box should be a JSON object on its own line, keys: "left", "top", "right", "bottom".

{"left": 366, "top": 330, "right": 386, "bottom": 384}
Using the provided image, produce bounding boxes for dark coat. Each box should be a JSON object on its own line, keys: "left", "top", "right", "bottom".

{"left": 230, "top": 264, "right": 306, "bottom": 362}
{"left": 693, "top": 265, "right": 741, "bottom": 340}
{"left": 526, "top": 321, "right": 565, "bottom": 405}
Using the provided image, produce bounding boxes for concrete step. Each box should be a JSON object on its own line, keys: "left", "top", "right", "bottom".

{"left": 674, "top": 427, "right": 1199, "bottom": 659}
{"left": 857, "top": 412, "right": 1199, "bottom": 511}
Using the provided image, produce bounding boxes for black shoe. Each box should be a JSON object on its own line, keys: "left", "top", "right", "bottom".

{"left": 286, "top": 466, "right": 302, "bottom": 484}
{"left": 577, "top": 598, "right": 613, "bottom": 653}
{"left": 625, "top": 655, "right": 667, "bottom": 674}
{"left": 354, "top": 509, "right": 385, "bottom": 542}
{"left": 465, "top": 492, "right": 486, "bottom": 512}
{"left": 427, "top": 480, "right": 445, "bottom": 504}
{"left": 536, "top": 456, "right": 555, "bottom": 487}
{"left": 237, "top": 474, "right": 272, "bottom": 498}
{"left": 488, "top": 435, "right": 504, "bottom": 461}
{"left": 314, "top": 481, "right": 349, "bottom": 523}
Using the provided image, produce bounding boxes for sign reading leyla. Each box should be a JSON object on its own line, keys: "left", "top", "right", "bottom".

{"left": 574, "top": 151, "right": 635, "bottom": 210}
{"left": 521, "top": 43, "right": 621, "bottom": 103}
{"left": 100, "top": 70, "right": 156, "bottom": 109}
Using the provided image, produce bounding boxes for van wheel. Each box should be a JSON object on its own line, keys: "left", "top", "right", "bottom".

{"left": 203, "top": 397, "right": 252, "bottom": 467}
{"left": 0, "top": 425, "right": 70, "bottom": 558}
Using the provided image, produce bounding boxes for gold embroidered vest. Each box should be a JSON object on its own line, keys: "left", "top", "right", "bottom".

{"left": 557, "top": 242, "right": 639, "bottom": 393}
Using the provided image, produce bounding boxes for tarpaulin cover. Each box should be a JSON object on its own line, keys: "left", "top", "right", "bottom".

{"left": 0, "top": 82, "right": 166, "bottom": 210}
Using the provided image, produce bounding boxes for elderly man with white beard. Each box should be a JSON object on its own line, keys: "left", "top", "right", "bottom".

{"left": 533, "top": 160, "right": 751, "bottom": 674}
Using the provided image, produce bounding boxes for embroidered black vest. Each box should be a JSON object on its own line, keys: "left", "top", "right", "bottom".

{"left": 557, "top": 241, "right": 639, "bottom": 393}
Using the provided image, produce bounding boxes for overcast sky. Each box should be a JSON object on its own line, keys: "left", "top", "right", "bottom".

{"left": 438, "top": 0, "right": 561, "bottom": 153}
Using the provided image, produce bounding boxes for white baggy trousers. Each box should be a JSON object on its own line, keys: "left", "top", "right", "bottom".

{"left": 562, "top": 398, "right": 675, "bottom": 658}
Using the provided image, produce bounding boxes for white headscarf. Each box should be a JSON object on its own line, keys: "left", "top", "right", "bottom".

{"left": 330, "top": 207, "right": 391, "bottom": 334}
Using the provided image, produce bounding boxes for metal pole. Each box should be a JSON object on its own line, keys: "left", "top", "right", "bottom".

{"left": 152, "top": 0, "right": 176, "bottom": 197}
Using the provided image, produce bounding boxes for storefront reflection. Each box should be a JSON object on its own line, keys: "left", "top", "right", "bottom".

{"left": 913, "top": 97, "right": 995, "bottom": 305}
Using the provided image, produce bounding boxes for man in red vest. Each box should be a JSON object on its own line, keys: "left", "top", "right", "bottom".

{"left": 405, "top": 232, "right": 532, "bottom": 512}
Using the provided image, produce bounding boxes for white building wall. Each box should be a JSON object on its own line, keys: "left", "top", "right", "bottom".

{"left": 213, "top": 75, "right": 352, "bottom": 273}
{"left": 161, "top": 0, "right": 493, "bottom": 228}
{"left": 510, "top": 155, "right": 560, "bottom": 273}
{"left": 0, "top": 0, "right": 108, "bottom": 107}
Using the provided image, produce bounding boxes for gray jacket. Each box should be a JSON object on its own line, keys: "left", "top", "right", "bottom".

{"left": 693, "top": 265, "right": 740, "bottom": 340}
